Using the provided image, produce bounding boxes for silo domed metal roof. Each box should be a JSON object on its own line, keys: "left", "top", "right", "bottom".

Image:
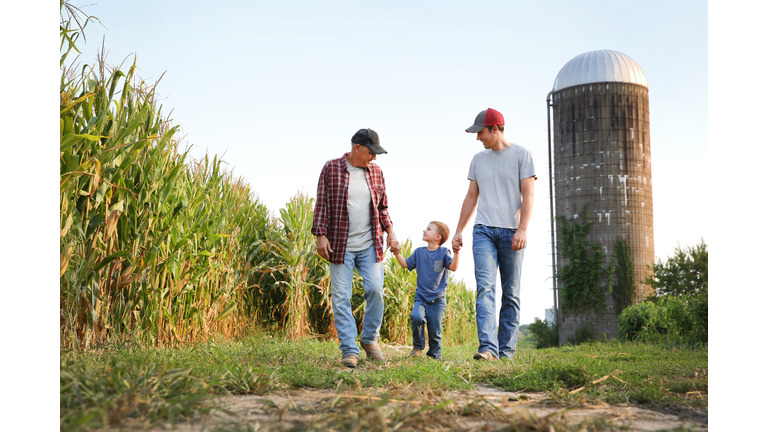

{"left": 552, "top": 50, "right": 647, "bottom": 92}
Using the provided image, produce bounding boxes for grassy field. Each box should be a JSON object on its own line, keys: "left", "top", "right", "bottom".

{"left": 60, "top": 329, "right": 707, "bottom": 431}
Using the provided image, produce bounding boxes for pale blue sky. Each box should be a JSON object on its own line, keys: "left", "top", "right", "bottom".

{"left": 67, "top": 0, "right": 708, "bottom": 326}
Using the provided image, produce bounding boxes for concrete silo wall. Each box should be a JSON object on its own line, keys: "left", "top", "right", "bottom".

{"left": 552, "top": 82, "right": 655, "bottom": 343}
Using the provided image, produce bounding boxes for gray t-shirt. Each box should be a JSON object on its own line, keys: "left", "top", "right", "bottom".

{"left": 345, "top": 161, "right": 374, "bottom": 251}
{"left": 467, "top": 143, "right": 536, "bottom": 229}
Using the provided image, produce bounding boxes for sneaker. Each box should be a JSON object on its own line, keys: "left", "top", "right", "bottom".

{"left": 473, "top": 351, "right": 498, "bottom": 361}
{"left": 341, "top": 354, "right": 358, "bottom": 368}
{"left": 409, "top": 348, "right": 422, "bottom": 357}
{"left": 361, "top": 342, "right": 384, "bottom": 361}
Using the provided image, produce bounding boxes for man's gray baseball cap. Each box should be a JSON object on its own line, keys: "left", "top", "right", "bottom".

{"left": 351, "top": 128, "right": 387, "bottom": 154}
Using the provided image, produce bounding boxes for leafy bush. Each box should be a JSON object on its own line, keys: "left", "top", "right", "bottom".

{"left": 688, "top": 285, "right": 708, "bottom": 343}
{"left": 527, "top": 317, "right": 559, "bottom": 349}
{"left": 618, "top": 289, "right": 707, "bottom": 346}
{"left": 618, "top": 301, "right": 667, "bottom": 341}
{"left": 620, "top": 239, "right": 708, "bottom": 346}
{"left": 573, "top": 324, "right": 597, "bottom": 344}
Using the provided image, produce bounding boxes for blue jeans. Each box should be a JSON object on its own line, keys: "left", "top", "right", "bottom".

{"left": 473, "top": 224, "right": 524, "bottom": 359}
{"left": 329, "top": 245, "right": 384, "bottom": 358}
{"left": 410, "top": 295, "right": 446, "bottom": 360}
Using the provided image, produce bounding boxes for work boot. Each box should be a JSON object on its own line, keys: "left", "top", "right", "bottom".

{"left": 409, "top": 348, "right": 422, "bottom": 357}
{"left": 361, "top": 341, "right": 384, "bottom": 361}
{"left": 473, "top": 351, "right": 498, "bottom": 361}
{"left": 341, "top": 354, "right": 358, "bottom": 368}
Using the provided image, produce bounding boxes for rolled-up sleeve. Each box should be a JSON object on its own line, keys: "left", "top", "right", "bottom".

{"left": 377, "top": 173, "right": 393, "bottom": 231}
{"left": 312, "top": 164, "right": 328, "bottom": 237}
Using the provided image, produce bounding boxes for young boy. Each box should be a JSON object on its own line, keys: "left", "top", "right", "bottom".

{"left": 394, "top": 221, "right": 460, "bottom": 360}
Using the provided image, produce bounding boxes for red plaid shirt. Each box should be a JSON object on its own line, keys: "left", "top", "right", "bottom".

{"left": 312, "top": 153, "right": 393, "bottom": 264}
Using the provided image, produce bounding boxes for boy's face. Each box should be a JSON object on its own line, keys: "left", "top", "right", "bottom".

{"left": 422, "top": 223, "right": 441, "bottom": 244}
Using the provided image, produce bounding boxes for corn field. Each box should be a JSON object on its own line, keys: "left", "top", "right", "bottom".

{"left": 59, "top": 3, "right": 476, "bottom": 350}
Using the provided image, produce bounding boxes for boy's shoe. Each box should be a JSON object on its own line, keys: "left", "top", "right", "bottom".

{"left": 361, "top": 341, "right": 384, "bottom": 361}
{"left": 409, "top": 348, "right": 422, "bottom": 357}
{"left": 473, "top": 351, "right": 498, "bottom": 361}
{"left": 341, "top": 355, "right": 358, "bottom": 368}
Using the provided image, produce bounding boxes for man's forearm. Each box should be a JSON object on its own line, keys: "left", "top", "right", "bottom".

{"left": 456, "top": 194, "right": 478, "bottom": 234}
{"left": 517, "top": 178, "right": 535, "bottom": 231}
{"left": 518, "top": 197, "right": 533, "bottom": 231}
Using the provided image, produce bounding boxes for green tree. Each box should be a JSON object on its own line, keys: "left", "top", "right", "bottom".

{"left": 527, "top": 317, "right": 559, "bottom": 349}
{"left": 645, "top": 238, "right": 707, "bottom": 297}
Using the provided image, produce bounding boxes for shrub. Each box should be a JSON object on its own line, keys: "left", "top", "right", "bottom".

{"left": 573, "top": 324, "right": 597, "bottom": 344}
{"left": 527, "top": 317, "right": 559, "bottom": 349}
{"left": 618, "top": 291, "right": 707, "bottom": 346}
{"left": 688, "top": 285, "right": 708, "bottom": 343}
{"left": 618, "top": 301, "right": 666, "bottom": 341}
{"left": 620, "top": 239, "right": 708, "bottom": 347}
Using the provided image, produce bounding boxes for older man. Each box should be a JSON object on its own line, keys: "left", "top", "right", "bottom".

{"left": 452, "top": 108, "right": 536, "bottom": 361}
{"left": 312, "top": 128, "right": 400, "bottom": 368}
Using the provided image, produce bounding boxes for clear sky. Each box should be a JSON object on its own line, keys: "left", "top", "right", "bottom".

{"left": 66, "top": 0, "right": 708, "bottom": 326}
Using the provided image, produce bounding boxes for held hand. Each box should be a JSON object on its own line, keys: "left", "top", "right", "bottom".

{"left": 317, "top": 235, "right": 333, "bottom": 261}
{"left": 512, "top": 229, "right": 527, "bottom": 251}
{"left": 387, "top": 233, "right": 401, "bottom": 255}
{"left": 452, "top": 232, "right": 463, "bottom": 250}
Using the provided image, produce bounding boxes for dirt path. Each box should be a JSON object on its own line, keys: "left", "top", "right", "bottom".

{"left": 116, "top": 385, "right": 707, "bottom": 431}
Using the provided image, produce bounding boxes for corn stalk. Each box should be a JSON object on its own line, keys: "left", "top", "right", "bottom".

{"left": 60, "top": 7, "right": 269, "bottom": 348}
{"left": 268, "top": 194, "right": 331, "bottom": 340}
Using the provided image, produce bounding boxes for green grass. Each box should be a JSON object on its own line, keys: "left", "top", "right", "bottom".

{"left": 60, "top": 330, "right": 707, "bottom": 431}
{"left": 481, "top": 340, "right": 708, "bottom": 406}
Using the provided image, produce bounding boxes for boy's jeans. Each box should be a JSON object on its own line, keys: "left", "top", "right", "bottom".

{"left": 410, "top": 296, "right": 447, "bottom": 360}
{"left": 473, "top": 224, "right": 524, "bottom": 359}
{"left": 329, "top": 245, "right": 384, "bottom": 358}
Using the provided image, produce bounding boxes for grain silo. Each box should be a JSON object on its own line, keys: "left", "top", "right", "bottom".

{"left": 547, "top": 50, "right": 655, "bottom": 343}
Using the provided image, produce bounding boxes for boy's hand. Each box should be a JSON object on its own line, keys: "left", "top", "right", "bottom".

{"left": 452, "top": 232, "right": 463, "bottom": 250}
{"left": 387, "top": 229, "right": 401, "bottom": 255}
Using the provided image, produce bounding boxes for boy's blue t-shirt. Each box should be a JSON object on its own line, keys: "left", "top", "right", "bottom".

{"left": 405, "top": 246, "right": 453, "bottom": 303}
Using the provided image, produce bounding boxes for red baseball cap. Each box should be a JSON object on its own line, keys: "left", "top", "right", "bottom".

{"left": 466, "top": 108, "right": 504, "bottom": 133}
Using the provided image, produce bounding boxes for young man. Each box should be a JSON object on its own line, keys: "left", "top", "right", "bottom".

{"left": 393, "top": 221, "right": 460, "bottom": 361}
{"left": 452, "top": 108, "right": 536, "bottom": 361}
{"left": 312, "top": 128, "right": 400, "bottom": 368}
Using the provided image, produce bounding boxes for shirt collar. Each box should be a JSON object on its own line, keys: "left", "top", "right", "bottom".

{"left": 340, "top": 152, "right": 369, "bottom": 172}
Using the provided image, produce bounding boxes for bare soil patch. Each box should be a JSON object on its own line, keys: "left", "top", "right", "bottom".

{"left": 113, "top": 385, "right": 706, "bottom": 431}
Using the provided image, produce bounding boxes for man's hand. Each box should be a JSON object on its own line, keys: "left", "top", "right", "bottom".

{"left": 452, "top": 232, "right": 463, "bottom": 250}
{"left": 387, "top": 231, "right": 400, "bottom": 255}
{"left": 512, "top": 228, "right": 527, "bottom": 251}
{"left": 317, "top": 235, "right": 333, "bottom": 261}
